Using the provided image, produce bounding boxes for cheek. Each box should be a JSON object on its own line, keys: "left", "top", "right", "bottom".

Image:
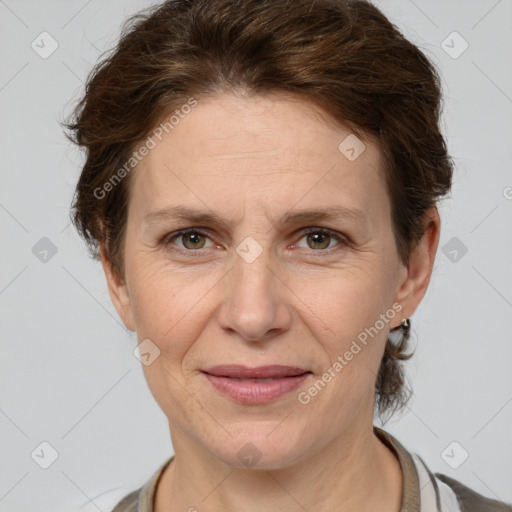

{"left": 127, "top": 247, "right": 396, "bottom": 361}
{"left": 295, "top": 263, "right": 393, "bottom": 346}
{"left": 296, "top": 275, "right": 391, "bottom": 433}
{"left": 293, "top": 260, "right": 396, "bottom": 411}
{"left": 128, "top": 262, "right": 216, "bottom": 417}
{"left": 127, "top": 259, "right": 218, "bottom": 363}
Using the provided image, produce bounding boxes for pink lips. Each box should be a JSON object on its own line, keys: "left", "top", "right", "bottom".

{"left": 202, "top": 365, "right": 312, "bottom": 404}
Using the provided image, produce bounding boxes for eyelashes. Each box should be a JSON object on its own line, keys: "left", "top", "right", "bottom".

{"left": 162, "top": 227, "right": 348, "bottom": 256}
{"left": 164, "top": 228, "right": 214, "bottom": 251}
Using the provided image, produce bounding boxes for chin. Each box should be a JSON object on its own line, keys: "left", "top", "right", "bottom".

{"left": 208, "top": 423, "right": 313, "bottom": 471}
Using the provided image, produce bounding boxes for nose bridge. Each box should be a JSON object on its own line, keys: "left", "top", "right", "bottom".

{"left": 232, "top": 235, "right": 275, "bottom": 311}
{"left": 233, "top": 237, "right": 272, "bottom": 296}
{"left": 218, "top": 234, "right": 290, "bottom": 341}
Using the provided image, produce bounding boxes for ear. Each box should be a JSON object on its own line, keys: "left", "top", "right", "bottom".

{"left": 393, "top": 207, "right": 441, "bottom": 321}
{"left": 99, "top": 244, "right": 136, "bottom": 332}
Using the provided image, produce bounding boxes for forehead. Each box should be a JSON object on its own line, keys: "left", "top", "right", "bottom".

{"left": 129, "top": 93, "right": 387, "bottom": 223}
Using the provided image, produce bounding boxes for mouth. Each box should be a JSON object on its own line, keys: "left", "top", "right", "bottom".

{"left": 201, "top": 365, "right": 312, "bottom": 404}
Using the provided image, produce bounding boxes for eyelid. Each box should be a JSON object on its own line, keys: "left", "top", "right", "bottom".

{"left": 162, "top": 227, "right": 215, "bottom": 250}
{"left": 163, "top": 226, "right": 349, "bottom": 256}
{"left": 292, "top": 227, "right": 347, "bottom": 250}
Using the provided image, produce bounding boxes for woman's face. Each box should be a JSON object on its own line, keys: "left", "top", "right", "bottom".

{"left": 103, "top": 93, "right": 436, "bottom": 469}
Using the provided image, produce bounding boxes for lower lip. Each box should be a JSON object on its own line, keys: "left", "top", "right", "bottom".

{"left": 203, "top": 372, "right": 311, "bottom": 404}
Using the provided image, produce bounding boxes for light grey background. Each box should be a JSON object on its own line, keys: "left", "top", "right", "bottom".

{"left": 0, "top": 0, "right": 511, "bottom": 510}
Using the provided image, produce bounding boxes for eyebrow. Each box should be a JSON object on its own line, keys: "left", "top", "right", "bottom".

{"left": 142, "top": 205, "right": 365, "bottom": 228}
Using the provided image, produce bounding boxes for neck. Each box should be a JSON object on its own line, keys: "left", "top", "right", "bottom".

{"left": 155, "top": 422, "right": 402, "bottom": 512}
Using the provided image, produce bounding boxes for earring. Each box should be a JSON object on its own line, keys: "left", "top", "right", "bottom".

{"left": 391, "top": 318, "right": 410, "bottom": 333}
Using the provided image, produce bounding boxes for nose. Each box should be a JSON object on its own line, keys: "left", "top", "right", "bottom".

{"left": 217, "top": 243, "right": 292, "bottom": 343}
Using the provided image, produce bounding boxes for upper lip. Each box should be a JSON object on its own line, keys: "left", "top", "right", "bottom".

{"left": 202, "top": 365, "right": 311, "bottom": 379}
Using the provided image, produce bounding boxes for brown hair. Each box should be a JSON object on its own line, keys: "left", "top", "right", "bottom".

{"left": 62, "top": 0, "right": 453, "bottom": 420}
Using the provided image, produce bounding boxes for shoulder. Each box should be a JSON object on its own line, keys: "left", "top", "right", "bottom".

{"left": 374, "top": 426, "right": 511, "bottom": 512}
{"left": 109, "top": 455, "right": 175, "bottom": 512}
{"left": 435, "top": 472, "right": 512, "bottom": 512}
{"left": 110, "top": 488, "right": 140, "bottom": 512}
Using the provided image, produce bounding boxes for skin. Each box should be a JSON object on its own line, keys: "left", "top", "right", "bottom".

{"left": 100, "top": 92, "right": 440, "bottom": 511}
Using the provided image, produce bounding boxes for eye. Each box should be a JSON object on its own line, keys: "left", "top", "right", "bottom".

{"left": 164, "top": 229, "right": 215, "bottom": 251}
{"left": 162, "top": 227, "right": 347, "bottom": 255}
{"left": 294, "top": 228, "right": 345, "bottom": 251}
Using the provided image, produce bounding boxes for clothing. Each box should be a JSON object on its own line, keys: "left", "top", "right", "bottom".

{"left": 111, "top": 426, "right": 512, "bottom": 511}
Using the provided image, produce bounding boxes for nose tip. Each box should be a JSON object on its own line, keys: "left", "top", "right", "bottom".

{"left": 217, "top": 247, "right": 292, "bottom": 343}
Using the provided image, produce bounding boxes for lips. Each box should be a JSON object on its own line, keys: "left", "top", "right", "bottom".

{"left": 202, "top": 365, "right": 310, "bottom": 379}
{"left": 201, "top": 365, "right": 312, "bottom": 404}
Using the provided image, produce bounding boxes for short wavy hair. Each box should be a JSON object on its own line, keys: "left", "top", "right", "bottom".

{"left": 63, "top": 0, "right": 454, "bottom": 421}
